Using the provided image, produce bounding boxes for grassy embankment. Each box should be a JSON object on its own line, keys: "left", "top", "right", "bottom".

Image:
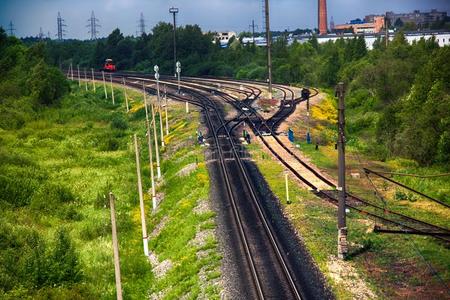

{"left": 246, "top": 91, "right": 449, "bottom": 299}
{"left": 0, "top": 81, "right": 221, "bottom": 299}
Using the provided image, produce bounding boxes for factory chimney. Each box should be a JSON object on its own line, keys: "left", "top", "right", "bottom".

{"left": 318, "top": 0, "right": 328, "bottom": 35}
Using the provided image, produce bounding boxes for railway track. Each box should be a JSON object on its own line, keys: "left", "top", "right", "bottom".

{"left": 149, "top": 74, "right": 450, "bottom": 244}
{"left": 89, "top": 72, "right": 320, "bottom": 299}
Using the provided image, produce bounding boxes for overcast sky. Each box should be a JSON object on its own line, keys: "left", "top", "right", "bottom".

{"left": 1, "top": 0, "right": 449, "bottom": 39}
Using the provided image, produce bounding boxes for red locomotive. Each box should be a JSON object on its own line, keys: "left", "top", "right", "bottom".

{"left": 102, "top": 59, "right": 116, "bottom": 72}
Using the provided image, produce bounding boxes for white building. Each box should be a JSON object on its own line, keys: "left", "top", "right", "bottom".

{"left": 214, "top": 31, "right": 237, "bottom": 47}
{"left": 290, "top": 31, "right": 450, "bottom": 50}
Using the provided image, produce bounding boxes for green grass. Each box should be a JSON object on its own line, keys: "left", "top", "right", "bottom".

{"left": 0, "top": 82, "right": 221, "bottom": 299}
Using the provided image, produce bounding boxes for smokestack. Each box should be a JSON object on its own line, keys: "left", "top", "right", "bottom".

{"left": 318, "top": 0, "right": 328, "bottom": 35}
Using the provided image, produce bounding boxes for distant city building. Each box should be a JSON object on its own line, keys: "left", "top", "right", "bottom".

{"left": 214, "top": 31, "right": 237, "bottom": 47}
{"left": 386, "top": 9, "right": 447, "bottom": 27}
{"left": 334, "top": 16, "right": 385, "bottom": 34}
{"left": 330, "top": 16, "right": 335, "bottom": 31}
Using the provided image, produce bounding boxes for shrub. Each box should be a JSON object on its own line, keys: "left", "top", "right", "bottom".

{"left": 110, "top": 113, "right": 128, "bottom": 130}
{"left": 30, "top": 183, "right": 76, "bottom": 213}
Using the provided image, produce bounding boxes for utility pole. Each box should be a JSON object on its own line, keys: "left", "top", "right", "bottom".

{"left": 133, "top": 134, "right": 149, "bottom": 257}
{"left": 108, "top": 193, "right": 123, "bottom": 300}
{"left": 7, "top": 21, "right": 16, "bottom": 36}
{"left": 154, "top": 65, "right": 165, "bottom": 147}
{"left": 110, "top": 74, "right": 115, "bottom": 105}
{"left": 264, "top": 0, "right": 273, "bottom": 98}
{"left": 143, "top": 82, "right": 157, "bottom": 211}
{"left": 91, "top": 68, "right": 96, "bottom": 92}
{"left": 169, "top": 7, "right": 179, "bottom": 77}
{"left": 87, "top": 11, "right": 100, "bottom": 40}
{"left": 102, "top": 71, "right": 108, "bottom": 99}
{"left": 57, "top": 12, "right": 67, "bottom": 41}
{"left": 137, "top": 12, "right": 146, "bottom": 36}
{"left": 336, "top": 82, "right": 348, "bottom": 260}
{"left": 123, "top": 77, "right": 129, "bottom": 112}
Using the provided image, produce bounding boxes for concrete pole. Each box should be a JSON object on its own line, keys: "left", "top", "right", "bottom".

{"left": 109, "top": 193, "right": 123, "bottom": 300}
{"left": 285, "top": 173, "right": 291, "bottom": 204}
{"left": 70, "top": 62, "right": 74, "bottom": 81}
{"left": 133, "top": 134, "right": 149, "bottom": 257}
{"left": 91, "top": 68, "right": 96, "bottom": 92}
{"left": 143, "top": 82, "right": 157, "bottom": 211}
{"left": 110, "top": 74, "right": 115, "bottom": 105}
{"left": 164, "top": 85, "right": 169, "bottom": 135}
{"left": 336, "top": 82, "right": 348, "bottom": 260}
{"left": 186, "top": 101, "right": 189, "bottom": 114}
{"left": 84, "top": 68, "right": 88, "bottom": 91}
{"left": 151, "top": 102, "right": 161, "bottom": 179}
{"left": 123, "top": 77, "right": 129, "bottom": 113}
{"left": 102, "top": 71, "right": 108, "bottom": 99}
{"left": 77, "top": 65, "right": 81, "bottom": 87}
{"left": 264, "top": 0, "right": 273, "bottom": 98}
{"left": 156, "top": 78, "right": 165, "bottom": 147}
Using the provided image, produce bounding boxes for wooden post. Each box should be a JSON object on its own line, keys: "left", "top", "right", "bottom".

{"left": 123, "top": 77, "right": 129, "bottom": 113}
{"left": 285, "top": 173, "right": 291, "bottom": 204}
{"left": 77, "top": 65, "right": 81, "bottom": 87}
{"left": 133, "top": 134, "right": 149, "bottom": 256}
{"left": 109, "top": 192, "right": 123, "bottom": 300}
{"left": 143, "top": 82, "right": 157, "bottom": 211}
{"left": 151, "top": 102, "right": 161, "bottom": 179}
{"left": 84, "top": 68, "right": 88, "bottom": 91}
{"left": 110, "top": 74, "right": 115, "bottom": 105}
{"left": 164, "top": 86, "right": 169, "bottom": 135}
{"left": 91, "top": 68, "right": 96, "bottom": 92}
{"left": 102, "top": 71, "right": 108, "bottom": 99}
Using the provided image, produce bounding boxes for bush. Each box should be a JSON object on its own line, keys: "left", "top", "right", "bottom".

{"left": 30, "top": 183, "right": 76, "bottom": 213}
{"left": 27, "top": 60, "right": 69, "bottom": 106}
{"left": 110, "top": 113, "right": 128, "bottom": 130}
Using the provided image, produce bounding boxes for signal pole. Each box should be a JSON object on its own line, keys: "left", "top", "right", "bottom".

{"left": 264, "top": 0, "right": 273, "bottom": 98}
{"left": 57, "top": 12, "right": 67, "bottom": 41}
{"left": 169, "top": 7, "right": 179, "bottom": 77}
{"left": 87, "top": 11, "right": 100, "bottom": 40}
{"left": 336, "top": 82, "right": 348, "bottom": 260}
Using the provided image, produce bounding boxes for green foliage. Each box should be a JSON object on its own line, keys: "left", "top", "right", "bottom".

{"left": 27, "top": 60, "right": 69, "bottom": 105}
{"left": 110, "top": 112, "right": 129, "bottom": 130}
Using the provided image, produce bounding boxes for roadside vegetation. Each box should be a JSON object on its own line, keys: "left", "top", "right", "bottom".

{"left": 0, "top": 30, "right": 221, "bottom": 298}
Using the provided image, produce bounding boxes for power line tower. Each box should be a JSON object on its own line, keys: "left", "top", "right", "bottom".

{"left": 137, "top": 12, "right": 146, "bottom": 36}
{"left": 57, "top": 12, "right": 67, "bottom": 40}
{"left": 249, "top": 20, "right": 259, "bottom": 43}
{"left": 38, "top": 27, "right": 44, "bottom": 40}
{"left": 87, "top": 11, "right": 100, "bottom": 40}
{"left": 7, "top": 21, "right": 15, "bottom": 36}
